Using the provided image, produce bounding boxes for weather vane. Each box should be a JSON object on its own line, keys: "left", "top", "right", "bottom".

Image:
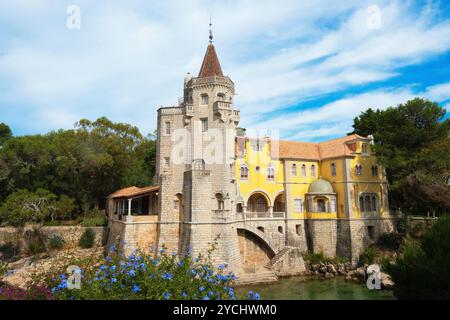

{"left": 209, "top": 16, "right": 213, "bottom": 43}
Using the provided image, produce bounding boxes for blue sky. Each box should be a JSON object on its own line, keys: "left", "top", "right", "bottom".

{"left": 0, "top": 0, "right": 449, "bottom": 142}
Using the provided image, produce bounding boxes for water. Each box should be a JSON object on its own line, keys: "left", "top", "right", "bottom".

{"left": 236, "top": 276, "right": 395, "bottom": 300}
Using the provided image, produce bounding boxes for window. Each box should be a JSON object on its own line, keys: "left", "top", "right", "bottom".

{"left": 278, "top": 226, "right": 283, "bottom": 234}
{"left": 257, "top": 226, "right": 265, "bottom": 233}
{"left": 267, "top": 166, "right": 275, "bottom": 180}
{"left": 201, "top": 94, "right": 209, "bottom": 105}
{"left": 310, "top": 164, "right": 316, "bottom": 177}
{"left": 164, "top": 157, "right": 170, "bottom": 167}
{"left": 317, "top": 199, "right": 326, "bottom": 212}
{"left": 240, "top": 166, "right": 249, "bottom": 179}
{"left": 294, "top": 199, "right": 303, "bottom": 213}
{"left": 295, "top": 224, "right": 302, "bottom": 236}
{"left": 165, "top": 121, "right": 171, "bottom": 135}
{"left": 236, "top": 203, "right": 243, "bottom": 213}
{"left": 355, "top": 164, "right": 362, "bottom": 176}
{"left": 331, "top": 163, "right": 337, "bottom": 176}
{"left": 216, "top": 193, "right": 224, "bottom": 210}
{"left": 217, "top": 93, "right": 225, "bottom": 101}
{"left": 291, "top": 163, "right": 297, "bottom": 176}
{"left": 301, "top": 164, "right": 307, "bottom": 177}
{"left": 367, "top": 226, "right": 375, "bottom": 239}
{"left": 371, "top": 165, "right": 378, "bottom": 177}
{"left": 359, "top": 193, "right": 378, "bottom": 212}
{"left": 201, "top": 118, "right": 208, "bottom": 132}
{"left": 362, "top": 143, "right": 368, "bottom": 154}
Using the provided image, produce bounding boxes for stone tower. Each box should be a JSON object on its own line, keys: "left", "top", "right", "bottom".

{"left": 156, "top": 38, "right": 241, "bottom": 269}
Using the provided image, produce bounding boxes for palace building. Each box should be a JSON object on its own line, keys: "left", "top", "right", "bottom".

{"left": 106, "top": 34, "right": 396, "bottom": 281}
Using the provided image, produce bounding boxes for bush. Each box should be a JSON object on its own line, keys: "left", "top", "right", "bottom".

{"left": 79, "top": 211, "right": 106, "bottom": 227}
{"left": 0, "top": 284, "right": 53, "bottom": 300}
{"left": 48, "top": 247, "right": 259, "bottom": 300}
{"left": 48, "top": 233, "right": 65, "bottom": 250}
{"left": 79, "top": 228, "right": 96, "bottom": 249}
{"left": 0, "top": 242, "right": 19, "bottom": 261}
{"left": 385, "top": 216, "right": 450, "bottom": 299}
{"left": 302, "top": 251, "right": 347, "bottom": 265}
{"left": 359, "top": 245, "right": 380, "bottom": 265}
{"left": 27, "top": 241, "right": 44, "bottom": 256}
{"left": 377, "top": 232, "right": 403, "bottom": 250}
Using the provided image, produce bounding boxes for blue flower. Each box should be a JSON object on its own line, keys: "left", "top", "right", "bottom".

{"left": 177, "top": 260, "right": 184, "bottom": 267}
{"left": 254, "top": 293, "right": 261, "bottom": 300}
{"left": 128, "top": 270, "right": 136, "bottom": 277}
{"left": 198, "top": 286, "right": 205, "bottom": 292}
{"left": 132, "top": 285, "right": 141, "bottom": 293}
{"left": 163, "top": 292, "right": 170, "bottom": 300}
{"left": 171, "top": 252, "right": 177, "bottom": 256}
{"left": 190, "top": 268, "right": 196, "bottom": 276}
{"left": 162, "top": 272, "right": 173, "bottom": 281}
{"left": 110, "top": 244, "right": 117, "bottom": 252}
{"left": 119, "top": 260, "right": 126, "bottom": 266}
{"left": 100, "top": 265, "right": 108, "bottom": 271}
{"left": 59, "top": 274, "right": 66, "bottom": 280}
{"left": 218, "top": 264, "right": 226, "bottom": 270}
{"left": 203, "top": 296, "right": 210, "bottom": 300}
{"left": 208, "top": 290, "right": 214, "bottom": 297}
{"left": 106, "top": 256, "right": 112, "bottom": 262}
{"left": 182, "top": 291, "right": 187, "bottom": 298}
{"left": 111, "top": 278, "right": 117, "bottom": 283}
{"left": 110, "top": 266, "right": 116, "bottom": 272}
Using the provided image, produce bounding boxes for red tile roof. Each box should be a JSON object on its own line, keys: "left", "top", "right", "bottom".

{"left": 109, "top": 185, "right": 159, "bottom": 199}
{"left": 198, "top": 44, "right": 223, "bottom": 78}
{"left": 235, "top": 134, "right": 365, "bottom": 160}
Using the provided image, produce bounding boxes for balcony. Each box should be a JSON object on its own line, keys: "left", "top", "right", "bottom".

{"left": 213, "top": 101, "right": 239, "bottom": 124}
{"left": 242, "top": 212, "right": 285, "bottom": 219}
{"left": 185, "top": 104, "right": 194, "bottom": 117}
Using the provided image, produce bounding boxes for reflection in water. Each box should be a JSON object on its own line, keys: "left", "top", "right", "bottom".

{"left": 236, "top": 276, "right": 395, "bottom": 300}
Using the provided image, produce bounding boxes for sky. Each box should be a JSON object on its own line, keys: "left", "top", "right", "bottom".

{"left": 0, "top": 0, "right": 449, "bottom": 142}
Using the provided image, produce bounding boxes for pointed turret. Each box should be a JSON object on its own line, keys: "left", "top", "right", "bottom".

{"left": 198, "top": 44, "right": 224, "bottom": 78}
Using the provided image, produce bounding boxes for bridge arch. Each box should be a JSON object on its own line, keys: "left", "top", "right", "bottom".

{"left": 237, "top": 226, "right": 276, "bottom": 274}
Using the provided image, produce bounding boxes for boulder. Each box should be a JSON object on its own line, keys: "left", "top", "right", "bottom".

{"left": 355, "top": 267, "right": 366, "bottom": 279}
{"left": 318, "top": 266, "right": 327, "bottom": 273}
{"left": 324, "top": 272, "right": 334, "bottom": 278}
{"left": 327, "top": 264, "right": 337, "bottom": 274}
{"left": 380, "top": 272, "right": 394, "bottom": 289}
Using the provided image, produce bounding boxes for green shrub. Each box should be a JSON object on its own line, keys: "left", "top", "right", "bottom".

{"left": 0, "top": 242, "right": 19, "bottom": 261}
{"left": 377, "top": 232, "right": 403, "bottom": 250}
{"left": 385, "top": 216, "right": 450, "bottom": 299}
{"left": 27, "top": 241, "right": 44, "bottom": 255}
{"left": 79, "top": 211, "right": 106, "bottom": 227}
{"left": 0, "top": 261, "right": 8, "bottom": 280}
{"left": 48, "top": 233, "right": 65, "bottom": 250}
{"left": 78, "top": 228, "right": 96, "bottom": 249}
{"left": 302, "top": 251, "right": 347, "bottom": 265}
{"left": 359, "top": 245, "right": 380, "bottom": 265}
{"left": 48, "top": 247, "right": 259, "bottom": 300}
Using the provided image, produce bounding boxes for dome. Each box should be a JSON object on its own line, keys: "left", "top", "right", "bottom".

{"left": 308, "top": 178, "right": 334, "bottom": 194}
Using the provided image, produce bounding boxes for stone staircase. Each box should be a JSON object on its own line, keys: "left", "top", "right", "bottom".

{"left": 234, "top": 268, "right": 278, "bottom": 286}
{"left": 265, "top": 246, "right": 293, "bottom": 269}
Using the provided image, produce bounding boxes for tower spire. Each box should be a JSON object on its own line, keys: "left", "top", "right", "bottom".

{"left": 209, "top": 16, "right": 213, "bottom": 43}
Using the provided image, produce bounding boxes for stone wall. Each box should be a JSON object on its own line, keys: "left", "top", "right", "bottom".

{"left": 0, "top": 225, "right": 106, "bottom": 246}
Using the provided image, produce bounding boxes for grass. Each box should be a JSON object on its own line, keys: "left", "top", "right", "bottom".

{"left": 303, "top": 251, "right": 348, "bottom": 265}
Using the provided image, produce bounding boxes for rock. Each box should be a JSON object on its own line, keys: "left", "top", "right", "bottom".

{"left": 324, "top": 272, "right": 334, "bottom": 278}
{"left": 318, "top": 266, "right": 327, "bottom": 273}
{"left": 380, "top": 272, "right": 394, "bottom": 289}
{"left": 311, "top": 264, "right": 319, "bottom": 272}
{"left": 355, "top": 267, "right": 366, "bottom": 279}
{"left": 327, "top": 264, "right": 337, "bottom": 274}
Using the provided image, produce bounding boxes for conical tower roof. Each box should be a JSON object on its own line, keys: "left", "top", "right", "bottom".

{"left": 198, "top": 44, "right": 224, "bottom": 78}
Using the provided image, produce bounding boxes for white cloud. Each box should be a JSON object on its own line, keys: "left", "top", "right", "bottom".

{"left": 0, "top": 0, "right": 449, "bottom": 138}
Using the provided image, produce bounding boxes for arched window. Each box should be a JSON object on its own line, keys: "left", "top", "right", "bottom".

{"left": 240, "top": 165, "right": 249, "bottom": 179}
{"left": 359, "top": 193, "right": 379, "bottom": 213}
{"left": 216, "top": 193, "right": 224, "bottom": 210}
{"left": 317, "top": 199, "right": 326, "bottom": 212}
{"left": 278, "top": 226, "right": 283, "bottom": 234}
{"left": 201, "top": 94, "right": 209, "bottom": 105}
{"left": 193, "top": 159, "right": 205, "bottom": 170}
{"left": 301, "top": 164, "right": 307, "bottom": 177}
{"left": 310, "top": 164, "right": 316, "bottom": 177}
{"left": 371, "top": 165, "right": 378, "bottom": 177}
{"left": 355, "top": 164, "right": 362, "bottom": 176}
{"left": 331, "top": 163, "right": 337, "bottom": 176}
{"left": 362, "top": 143, "right": 368, "bottom": 154}
{"left": 291, "top": 163, "right": 297, "bottom": 176}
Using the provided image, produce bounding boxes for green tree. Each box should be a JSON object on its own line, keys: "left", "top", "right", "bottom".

{"left": 0, "top": 123, "right": 12, "bottom": 147}
{"left": 350, "top": 98, "right": 450, "bottom": 214}
{"left": 0, "top": 189, "right": 57, "bottom": 227}
{"left": 385, "top": 217, "right": 450, "bottom": 299}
